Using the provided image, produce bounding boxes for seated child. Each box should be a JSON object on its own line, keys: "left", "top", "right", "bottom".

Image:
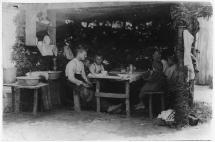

{"left": 89, "top": 53, "right": 123, "bottom": 113}
{"left": 89, "top": 54, "right": 105, "bottom": 75}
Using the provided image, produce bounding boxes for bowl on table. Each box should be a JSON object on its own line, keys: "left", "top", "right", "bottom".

{"left": 16, "top": 76, "right": 40, "bottom": 86}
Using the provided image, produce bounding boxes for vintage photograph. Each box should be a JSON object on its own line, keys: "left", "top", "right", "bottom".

{"left": 1, "top": 1, "right": 213, "bottom": 141}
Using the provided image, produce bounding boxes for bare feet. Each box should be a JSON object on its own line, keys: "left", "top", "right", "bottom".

{"left": 107, "top": 104, "right": 122, "bottom": 113}
{"left": 135, "top": 103, "right": 146, "bottom": 110}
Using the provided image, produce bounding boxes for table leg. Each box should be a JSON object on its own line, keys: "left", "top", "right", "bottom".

{"left": 11, "top": 87, "right": 15, "bottom": 112}
{"left": 161, "top": 94, "right": 165, "bottom": 111}
{"left": 47, "top": 84, "right": 52, "bottom": 109}
{"left": 33, "top": 89, "right": 38, "bottom": 115}
{"left": 96, "top": 80, "right": 101, "bottom": 113}
{"left": 14, "top": 88, "right": 21, "bottom": 113}
{"left": 149, "top": 95, "right": 153, "bottom": 119}
{"left": 125, "top": 81, "right": 130, "bottom": 117}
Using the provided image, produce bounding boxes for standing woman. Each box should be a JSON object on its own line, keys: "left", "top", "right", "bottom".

{"left": 37, "top": 34, "right": 58, "bottom": 70}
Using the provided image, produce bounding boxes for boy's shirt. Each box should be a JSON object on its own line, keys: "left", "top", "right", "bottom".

{"left": 89, "top": 63, "right": 105, "bottom": 74}
{"left": 65, "top": 58, "right": 87, "bottom": 85}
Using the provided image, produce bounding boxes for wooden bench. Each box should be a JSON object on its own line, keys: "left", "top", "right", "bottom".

{"left": 3, "top": 82, "right": 50, "bottom": 115}
{"left": 144, "top": 91, "right": 165, "bottom": 119}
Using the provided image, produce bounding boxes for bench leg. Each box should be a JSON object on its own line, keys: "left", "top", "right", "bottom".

{"left": 33, "top": 89, "right": 38, "bottom": 115}
{"left": 73, "top": 90, "right": 81, "bottom": 112}
{"left": 161, "top": 94, "right": 165, "bottom": 111}
{"left": 149, "top": 95, "right": 153, "bottom": 119}
{"left": 125, "top": 98, "right": 130, "bottom": 117}
{"left": 125, "top": 81, "right": 130, "bottom": 117}
{"left": 14, "top": 88, "right": 21, "bottom": 113}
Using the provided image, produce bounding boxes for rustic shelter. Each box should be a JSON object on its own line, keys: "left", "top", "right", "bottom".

{"left": 3, "top": 2, "right": 213, "bottom": 126}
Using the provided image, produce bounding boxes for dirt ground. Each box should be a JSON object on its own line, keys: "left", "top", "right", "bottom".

{"left": 2, "top": 85, "right": 213, "bottom": 141}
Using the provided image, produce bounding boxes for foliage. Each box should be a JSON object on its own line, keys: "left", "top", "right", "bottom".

{"left": 173, "top": 82, "right": 190, "bottom": 126}
{"left": 57, "top": 19, "right": 175, "bottom": 69}
{"left": 190, "top": 102, "right": 212, "bottom": 123}
{"left": 170, "top": 2, "right": 213, "bottom": 34}
{"left": 170, "top": 2, "right": 212, "bottom": 127}
{"left": 11, "top": 11, "right": 40, "bottom": 76}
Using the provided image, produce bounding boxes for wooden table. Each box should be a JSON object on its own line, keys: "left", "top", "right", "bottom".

{"left": 3, "top": 82, "right": 50, "bottom": 115}
{"left": 88, "top": 72, "right": 144, "bottom": 117}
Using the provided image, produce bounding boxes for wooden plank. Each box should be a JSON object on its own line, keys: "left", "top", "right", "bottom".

{"left": 4, "top": 82, "right": 48, "bottom": 89}
{"left": 95, "top": 92, "right": 127, "bottom": 98}
{"left": 144, "top": 91, "right": 164, "bottom": 95}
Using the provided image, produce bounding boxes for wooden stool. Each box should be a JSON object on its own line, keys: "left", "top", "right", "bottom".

{"left": 144, "top": 91, "right": 165, "bottom": 119}
{"left": 67, "top": 81, "right": 81, "bottom": 112}
{"left": 73, "top": 89, "right": 81, "bottom": 112}
{"left": 3, "top": 82, "right": 50, "bottom": 115}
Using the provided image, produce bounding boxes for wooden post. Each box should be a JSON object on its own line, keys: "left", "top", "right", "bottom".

{"left": 125, "top": 81, "right": 130, "bottom": 117}
{"left": 161, "top": 94, "right": 165, "bottom": 111}
{"left": 96, "top": 80, "right": 101, "bottom": 113}
{"left": 174, "top": 25, "right": 190, "bottom": 125}
{"left": 33, "top": 89, "right": 38, "bottom": 115}
{"left": 176, "top": 26, "right": 186, "bottom": 83}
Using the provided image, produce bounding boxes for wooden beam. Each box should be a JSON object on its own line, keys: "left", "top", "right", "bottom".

{"left": 95, "top": 92, "right": 127, "bottom": 98}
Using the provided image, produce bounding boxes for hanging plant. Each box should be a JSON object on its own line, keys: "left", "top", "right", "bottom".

{"left": 170, "top": 3, "right": 212, "bottom": 30}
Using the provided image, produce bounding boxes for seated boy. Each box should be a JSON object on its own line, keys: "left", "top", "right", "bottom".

{"left": 89, "top": 53, "right": 123, "bottom": 113}
{"left": 89, "top": 54, "right": 105, "bottom": 75}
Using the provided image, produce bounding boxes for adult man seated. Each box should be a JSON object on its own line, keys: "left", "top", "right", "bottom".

{"left": 65, "top": 45, "right": 94, "bottom": 108}
{"left": 135, "top": 49, "right": 166, "bottom": 110}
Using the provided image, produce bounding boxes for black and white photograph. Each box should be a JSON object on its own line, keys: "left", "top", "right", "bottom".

{"left": 1, "top": 0, "right": 214, "bottom": 141}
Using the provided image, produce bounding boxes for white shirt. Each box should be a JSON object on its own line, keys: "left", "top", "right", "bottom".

{"left": 183, "top": 30, "right": 195, "bottom": 80}
{"left": 65, "top": 58, "right": 87, "bottom": 85}
{"left": 161, "top": 59, "right": 169, "bottom": 73}
{"left": 89, "top": 63, "right": 105, "bottom": 74}
{"left": 165, "top": 64, "right": 177, "bottom": 80}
